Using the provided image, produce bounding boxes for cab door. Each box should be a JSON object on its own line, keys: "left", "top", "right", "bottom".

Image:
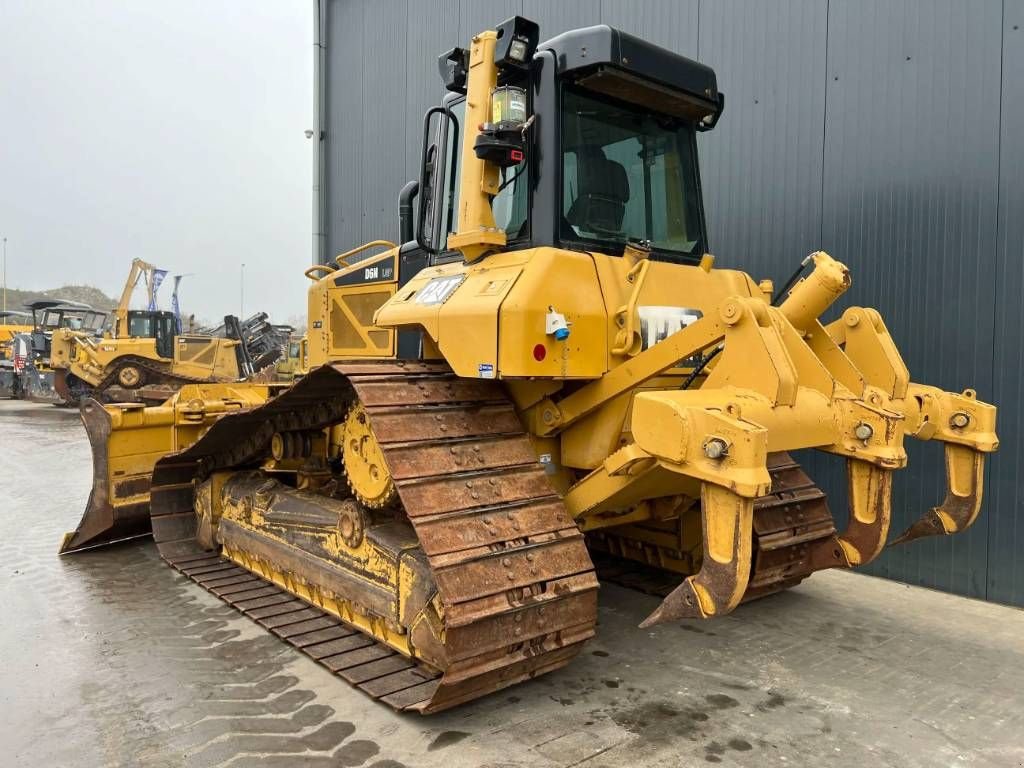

{"left": 154, "top": 314, "right": 175, "bottom": 358}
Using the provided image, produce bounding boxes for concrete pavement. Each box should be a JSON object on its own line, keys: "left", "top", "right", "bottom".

{"left": 1, "top": 398, "right": 1022, "bottom": 767}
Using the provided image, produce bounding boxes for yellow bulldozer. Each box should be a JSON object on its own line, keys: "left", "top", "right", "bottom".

{"left": 61, "top": 19, "right": 998, "bottom": 713}
{"left": 49, "top": 259, "right": 278, "bottom": 405}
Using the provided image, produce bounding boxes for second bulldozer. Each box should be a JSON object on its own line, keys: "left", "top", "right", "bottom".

{"left": 50, "top": 259, "right": 286, "bottom": 404}
{"left": 62, "top": 18, "right": 998, "bottom": 714}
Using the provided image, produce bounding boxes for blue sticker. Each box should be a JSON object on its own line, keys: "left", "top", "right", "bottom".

{"left": 478, "top": 363, "right": 495, "bottom": 379}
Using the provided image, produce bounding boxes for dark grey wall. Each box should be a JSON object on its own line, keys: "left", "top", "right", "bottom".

{"left": 322, "top": 0, "right": 1024, "bottom": 606}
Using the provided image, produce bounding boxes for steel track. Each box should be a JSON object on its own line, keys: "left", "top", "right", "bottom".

{"left": 149, "top": 362, "right": 598, "bottom": 712}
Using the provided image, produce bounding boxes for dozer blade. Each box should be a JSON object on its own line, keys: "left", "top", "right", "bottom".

{"left": 59, "top": 399, "right": 152, "bottom": 553}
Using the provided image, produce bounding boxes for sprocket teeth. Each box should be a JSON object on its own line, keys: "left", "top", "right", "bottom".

{"left": 341, "top": 402, "right": 396, "bottom": 509}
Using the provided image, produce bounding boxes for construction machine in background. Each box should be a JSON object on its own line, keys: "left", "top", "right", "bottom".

{"left": 61, "top": 19, "right": 997, "bottom": 713}
{"left": 48, "top": 259, "right": 290, "bottom": 405}
{"left": 2, "top": 300, "right": 109, "bottom": 403}
{"left": 0, "top": 310, "right": 33, "bottom": 350}
{"left": 193, "top": 313, "right": 295, "bottom": 374}
{"left": 273, "top": 335, "right": 307, "bottom": 381}
{"left": 0, "top": 312, "right": 33, "bottom": 398}
{"left": 0, "top": 333, "right": 28, "bottom": 399}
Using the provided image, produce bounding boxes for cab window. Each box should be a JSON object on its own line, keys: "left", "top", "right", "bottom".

{"left": 128, "top": 314, "right": 153, "bottom": 338}
{"left": 561, "top": 86, "right": 703, "bottom": 260}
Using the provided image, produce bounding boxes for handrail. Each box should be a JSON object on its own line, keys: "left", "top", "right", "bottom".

{"left": 303, "top": 264, "right": 336, "bottom": 281}
{"left": 334, "top": 240, "right": 397, "bottom": 267}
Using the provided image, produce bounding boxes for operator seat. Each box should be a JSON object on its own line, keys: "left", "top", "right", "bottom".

{"left": 566, "top": 146, "right": 630, "bottom": 235}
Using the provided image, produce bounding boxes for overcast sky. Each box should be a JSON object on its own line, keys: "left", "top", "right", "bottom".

{"left": 1, "top": 1, "right": 313, "bottom": 325}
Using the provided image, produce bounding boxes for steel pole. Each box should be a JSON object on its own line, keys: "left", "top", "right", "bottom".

{"left": 2, "top": 237, "right": 6, "bottom": 318}
{"left": 240, "top": 262, "right": 245, "bottom": 318}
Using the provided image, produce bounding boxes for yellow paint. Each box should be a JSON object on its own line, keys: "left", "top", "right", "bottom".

{"left": 446, "top": 30, "right": 506, "bottom": 262}
{"left": 49, "top": 328, "right": 242, "bottom": 387}
{"left": 307, "top": 248, "right": 398, "bottom": 368}
{"left": 76, "top": 18, "right": 1001, "bottom": 635}
{"left": 342, "top": 402, "right": 396, "bottom": 508}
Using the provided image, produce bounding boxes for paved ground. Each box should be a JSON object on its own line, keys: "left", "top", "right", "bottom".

{"left": 1, "top": 399, "right": 1023, "bottom": 767}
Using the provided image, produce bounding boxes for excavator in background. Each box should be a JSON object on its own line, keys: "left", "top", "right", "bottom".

{"left": 61, "top": 19, "right": 997, "bottom": 714}
{"left": 49, "top": 259, "right": 290, "bottom": 405}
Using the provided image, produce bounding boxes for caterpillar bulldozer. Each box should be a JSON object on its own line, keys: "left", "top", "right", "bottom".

{"left": 61, "top": 19, "right": 998, "bottom": 713}
{"left": 49, "top": 259, "right": 288, "bottom": 405}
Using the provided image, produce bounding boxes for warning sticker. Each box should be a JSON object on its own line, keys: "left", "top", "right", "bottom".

{"left": 477, "top": 363, "right": 495, "bottom": 379}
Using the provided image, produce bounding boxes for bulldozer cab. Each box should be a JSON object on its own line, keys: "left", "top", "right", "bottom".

{"left": 415, "top": 23, "right": 719, "bottom": 264}
{"left": 125, "top": 310, "right": 177, "bottom": 358}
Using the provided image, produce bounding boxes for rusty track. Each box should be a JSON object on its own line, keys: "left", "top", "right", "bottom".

{"left": 149, "top": 361, "right": 598, "bottom": 713}
{"left": 589, "top": 453, "right": 835, "bottom": 603}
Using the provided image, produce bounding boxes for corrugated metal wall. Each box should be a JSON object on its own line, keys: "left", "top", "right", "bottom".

{"left": 322, "top": 0, "right": 1024, "bottom": 606}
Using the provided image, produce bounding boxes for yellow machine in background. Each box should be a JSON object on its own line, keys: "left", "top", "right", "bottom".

{"left": 0, "top": 312, "right": 33, "bottom": 398}
{"left": 50, "top": 259, "right": 251, "bottom": 404}
{"left": 273, "top": 335, "right": 308, "bottom": 381}
{"left": 62, "top": 18, "right": 997, "bottom": 714}
{"left": 0, "top": 312, "right": 33, "bottom": 357}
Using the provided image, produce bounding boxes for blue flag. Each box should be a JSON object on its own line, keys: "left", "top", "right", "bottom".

{"left": 148, "top": 269, "right": 168, "bottom": 311}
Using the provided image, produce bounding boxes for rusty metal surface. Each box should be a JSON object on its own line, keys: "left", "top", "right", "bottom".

{"left": 590, "top": 453, "right": 836, "bottom": 603}
{"left": 58, "top": 398, "right": 153, "bottom": 553}
{"left": 147, "top": 361, "right": 598, "bottom": 713}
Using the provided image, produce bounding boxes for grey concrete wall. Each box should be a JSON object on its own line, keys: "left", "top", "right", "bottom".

{"left": 322, "top": 0, "right": 1024, "bottom": 607}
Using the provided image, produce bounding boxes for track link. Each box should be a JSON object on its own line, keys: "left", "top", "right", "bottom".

{"left": 149, "top": 362, "right": 598, "bottom": 713}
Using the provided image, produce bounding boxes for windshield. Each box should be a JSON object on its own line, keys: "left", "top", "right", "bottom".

{"left": 128, "top": 314, "right": 153, "bottom": 338}
{"left": 561, "top": 86, "right": 702, "bottom": 259}
{"left": 439, "top": 99, "right": 529, "bottom": 248}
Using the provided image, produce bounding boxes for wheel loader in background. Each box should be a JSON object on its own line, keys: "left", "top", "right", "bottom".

{"left": 61, "top": 19, "right": 998, "bottom": 714}
{"left": 49, "top": 258, "right": 290, "bottom": 405}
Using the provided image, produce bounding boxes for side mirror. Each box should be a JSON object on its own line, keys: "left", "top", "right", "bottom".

{"left": 417, "top": 105, "right": 459, "bottom": 255}
{"left": 398, "top": 180, "right": 419, "bottom": 245}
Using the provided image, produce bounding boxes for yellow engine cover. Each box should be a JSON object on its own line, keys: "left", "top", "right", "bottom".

{"left": 375, "top": 246, "right": 761, "bottom": 381}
